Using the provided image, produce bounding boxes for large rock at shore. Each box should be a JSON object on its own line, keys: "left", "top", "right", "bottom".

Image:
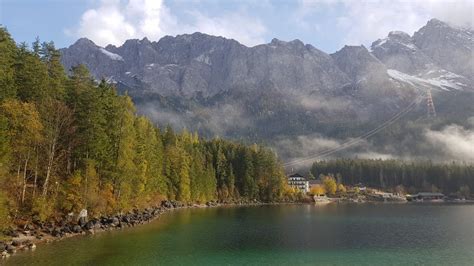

{"left": 52, "top": 227, "right": 62, "bottom": 237}
{"left": 73, "top": 225, "right": 82, "bottom": 233}
{"left": 111, "top": 217, "right": 120, "bottom": 227}
{"left": 161, "top": 200, "right": 173, "bottom": 209}
{"left": 6, "top": 244, "right": 16, "bottom": 254}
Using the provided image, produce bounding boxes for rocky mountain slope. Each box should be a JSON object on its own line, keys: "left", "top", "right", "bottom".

{"left": 60, "top": 18, "right": 473, "bottom": 163}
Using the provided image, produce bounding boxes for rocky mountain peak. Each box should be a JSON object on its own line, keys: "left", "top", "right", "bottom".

{"left": 61, "top": 19, "right": 472, "bottom": 98}
{"left": 159, "top": 32, "right": 231, "bottom": 45}
{"left": 387, "top": 31, "right": 411, "bottom": 42}
{"left": 425, "top": 18, "right": 451, "bottom": 28}
{"left": 71, "top": 37, "right": 97, "bottom": 48}
{"left": 413, "top": 18, "right": 473, "bottom": 79}
{"left": 121, "top": 38, "right": 143, "bottom": 48}
{"left": 105, "top": 44, "right": 117, "bottom": 50}
{"left": 337, "top": 45, "right": 369, "bottom": 53}
{"left": 414, "top": 17, "right": 473, "bottom": 43}
{"left": 269, "top": 38, "right": 281, "bottom": 45}
{"left": 269, "top": 38, "right": 305, "bottom": 48}
{"left": 371, "top": 28, "right": 432, "bottom": 74}
{"left": 331, "top": 45, "right": 386, "bottom": 82}
{"left": 155, "top": 32, "right": 243, "bottom": 56}
{"left": 59, "top": 18, "right": 473, "bottom": 155}
{"left": 288, "top": 39, "right": 306, "bottom": 49}
{"left": 371, "top": 30, "right": 414, "bottom": 52}
{"left": 141, "top": 37, "right": 151, "bottom": 44}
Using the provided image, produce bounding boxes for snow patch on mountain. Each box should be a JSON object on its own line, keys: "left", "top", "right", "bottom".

{"left": 99, "top": 48, "right": 124, "bottom": 61}
{"left": 195, "top": 54, "right": 211, "bottom": 65}
{"left": 387, "top": 69, "right": 464, "bottom": 91}
{"left": 145, "top": 63, "right": 157, "bottom": 70}
{"left": 371, "top": 31, "right": 417, "bottom": 53}
{"left": 370, "top": 39, "right": 387, "bottom": 51}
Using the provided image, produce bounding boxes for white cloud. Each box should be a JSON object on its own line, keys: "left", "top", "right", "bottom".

{"left": 70, "top": 0, "right": 267, "bottom": 47}
{"left": 188, "top": 11, "right": 266, "bottom": 46}
{"left": 273, "top": 134, "right": 344, "bottom": 168}
{"left": 425, "top": 124, "right": 474, "bottom": 162}
{"left": 298, "top": 0, "right": 473, "bottom": 47}
{"left": 274, "top": 134, "right": 372, "bottom": 162}
{"left": 354, "top": 151, "right": 395, "bottom": 160}
{"left": 336, "top": 1, "right": 427, "bottom": 46}
{"left": 298, "top": 94, "right": 350, "bottom": 111}
{"left": 424, "top": 0, "right": 474, "bottom": 28}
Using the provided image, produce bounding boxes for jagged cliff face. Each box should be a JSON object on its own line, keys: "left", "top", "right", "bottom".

{"left": 370, "top": 19, "right": 473, "bottom": 89}
{"left": 413, "top": 19, "right": 473, "bottom": 79}
{"left": 62, "top": 33, "right": 351, "bottom": 99}
{"left": 331, "top": 45, "right": 387, "bottom": 82}
{"left": 60, "top": 19, "right": 473, "bottom": 161}
{"left": 371, "top": 31, "right": 434, "bottom": 74}
{"left": 61, "top": 18, "right": 472, "bottom": 97}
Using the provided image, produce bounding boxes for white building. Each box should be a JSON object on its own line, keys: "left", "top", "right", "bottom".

{"left": 288, "top": 173, "right": 309, "bottom": 193}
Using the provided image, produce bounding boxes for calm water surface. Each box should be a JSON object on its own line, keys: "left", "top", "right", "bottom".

{"left": 6, "top": 204, "right": 474, "bottom": 265}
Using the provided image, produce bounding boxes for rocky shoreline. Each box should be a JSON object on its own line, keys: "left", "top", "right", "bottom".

{"left": 1, "top": 200, "right": 269, "bottom": 260}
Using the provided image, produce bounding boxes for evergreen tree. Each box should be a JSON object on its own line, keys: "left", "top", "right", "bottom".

{"left": 0, "top": 28, "right": 290, "bottom": 225}
{"left": 14, "top": 44, "right": 49, "bottom": 102}
{"left": 0, "top": 27, "right": 17, "bottom": 101}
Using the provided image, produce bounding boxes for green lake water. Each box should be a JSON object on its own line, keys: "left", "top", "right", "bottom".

{"left": 6, "top": 204, "right": 474, "bottom": 265}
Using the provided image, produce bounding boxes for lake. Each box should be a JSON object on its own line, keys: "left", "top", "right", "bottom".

{"left": 6, "top": 204, "right": 474, "bottom": 265}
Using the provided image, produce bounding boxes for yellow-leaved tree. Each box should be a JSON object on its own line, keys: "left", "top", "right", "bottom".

{"left": 310, "top": 185, "right": 326, "bottom": 196}
{"left": 1, "top": 99, "right": 43, "bottom": 207}
{"left": 322, "top": 176, "right": 337, "bottom": 196}
{"left": 337, "top": 183, "right": 346, "bottom": 194}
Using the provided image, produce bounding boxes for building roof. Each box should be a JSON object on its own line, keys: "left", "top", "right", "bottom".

{"left": 416, "top": 192, "right": 445, "bottom": 197}
{"left": 308, "top": 179, "right": 321, "bottom": 185}
{"left": 288, "top": 173, "right": 304, "bottom": 178}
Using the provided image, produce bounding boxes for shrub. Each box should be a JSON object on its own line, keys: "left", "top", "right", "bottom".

{"left": 32, "top": 197, "right": 54, "bottom": 222}
{"left": 0, "top": 191, "right": 10, "bottom": 232}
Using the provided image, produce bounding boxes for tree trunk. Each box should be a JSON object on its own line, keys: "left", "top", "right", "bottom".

{"left": 16, "top": 160, "right": 21, "bottom": 203}
{"left": 42, "top": 140, "right": 56, "bottom": 197}
{"left": 41, "top": 99, "right": 74, "bottom": 198}
{"left": 33, "top": 147, "right": 38, "bottom": 198}
{"left": 66, "top": 143, "right": 72, "bottom": 175}
{"left": 21, "top": 152, "right": 30, "bottom": 205}
{"left": 16, "top": 161, "right": 21, "bottom": 181}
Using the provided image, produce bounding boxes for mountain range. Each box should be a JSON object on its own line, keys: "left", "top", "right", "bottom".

{"left": 60, "top": 18, "right": 474, "bottom": 165}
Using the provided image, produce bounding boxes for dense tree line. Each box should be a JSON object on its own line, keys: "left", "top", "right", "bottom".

{"left": 311, "top": 158, "right": 473, "bottom": 195}
{"left": 0, "top": 28, "right": 288, "bottom": 229}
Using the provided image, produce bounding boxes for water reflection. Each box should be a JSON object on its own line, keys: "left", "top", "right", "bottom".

{"left": 7, "top": 204, "right": 474, "bottom": 265}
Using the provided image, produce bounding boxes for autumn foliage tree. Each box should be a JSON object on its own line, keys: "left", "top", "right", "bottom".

{"left": 0, "top": 27, "right": 288, "bottom": 227}
{"left": 322, "top": 176, "right": 337, "bottom": 196}
{"left": 310, "top": 185, "right": 326, "bottom": 196}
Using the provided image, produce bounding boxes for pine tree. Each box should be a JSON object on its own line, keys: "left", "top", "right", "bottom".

{"left": 113, "top": 96, "right": 137, "bottom": 209}
{"left": 14, "top": 44, "right": 49, "bottom": 102}
{"left": 0, "top": 27, "right": 17, "bottom": 101}
{"left": 41, "top": 41, "right": 66, "bottom": 100}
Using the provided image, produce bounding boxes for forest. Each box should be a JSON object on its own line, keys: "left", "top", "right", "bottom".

{"left": 0, "top": 28, "right": 289, "bottom": 231}
{"left": 311, "top": 158, "right": 473, "bottom": 195}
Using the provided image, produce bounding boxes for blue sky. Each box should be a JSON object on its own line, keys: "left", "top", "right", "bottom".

{"left": 1, "top": 0, "right": 472, "bottom": 53}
